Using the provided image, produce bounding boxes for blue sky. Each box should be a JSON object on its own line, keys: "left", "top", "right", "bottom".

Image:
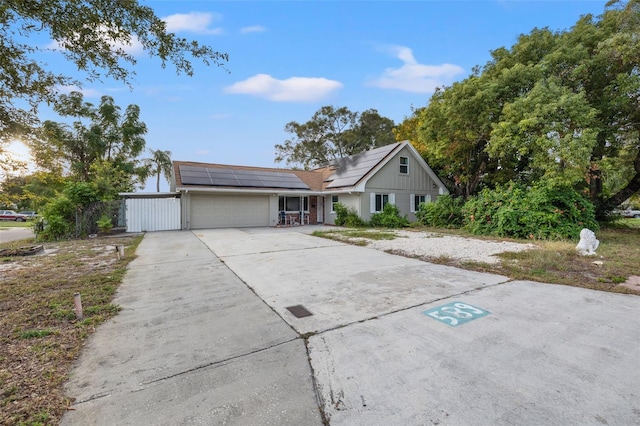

{"left": 10, "top": 0, "right": 609, "bottom": 191}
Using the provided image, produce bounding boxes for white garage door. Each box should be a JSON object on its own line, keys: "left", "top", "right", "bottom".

{"left": 190, "top": 194, "right": 269, "bottom": 228}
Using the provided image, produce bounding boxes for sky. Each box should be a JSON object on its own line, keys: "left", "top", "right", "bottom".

{"left": 8, "top": 0, "right": 609, "bottom": 192}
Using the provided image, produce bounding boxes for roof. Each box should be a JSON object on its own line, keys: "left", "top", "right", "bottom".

{"left": 172, "top": 141, "right": 445, "bottom": 194}
{"left": 324, "top": 143, "right": 401, "bottom": 189}
{"left": 173, "top": 161, "right": 326, "bottom": 191}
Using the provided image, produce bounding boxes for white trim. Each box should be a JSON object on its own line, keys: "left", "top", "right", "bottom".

{"left": 410, "top": 194, "right": 415, "bottom": 213}
{"left": 370, "top": 193, "right": 376, "bottom": 213}
{"left": 331, "top": 195, "right": 339, "bottom": 213}
{"left": 389, "top": 193, "right": 395, "bottom": 205}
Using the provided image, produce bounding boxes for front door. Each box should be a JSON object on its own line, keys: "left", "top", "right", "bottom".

{"left": 317, "top": 197, "right": 324, "bottom": 223}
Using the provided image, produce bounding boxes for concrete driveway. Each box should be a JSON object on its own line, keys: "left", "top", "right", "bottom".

{"left": 0, "top": 226, "right": 34, "bottom": 243}
{"left": 63, "top": 227, "right": 640, "bottom": 425}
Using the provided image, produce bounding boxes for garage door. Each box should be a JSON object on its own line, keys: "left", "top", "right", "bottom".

{"left": 190, "top": 194, "right": 269, "bottom": 228}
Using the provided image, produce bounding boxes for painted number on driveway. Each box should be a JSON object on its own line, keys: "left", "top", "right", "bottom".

{"left": 423, "top": 302, "right": 490, "bottom": 327}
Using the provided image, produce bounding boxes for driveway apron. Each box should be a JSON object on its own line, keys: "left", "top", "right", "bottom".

{"left": 62, "top": 230, "right": 322, "bottom": 425}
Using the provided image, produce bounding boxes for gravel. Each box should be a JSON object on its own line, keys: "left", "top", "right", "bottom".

{"left": 361, "top": 230, "right": 535, "bottom": 264}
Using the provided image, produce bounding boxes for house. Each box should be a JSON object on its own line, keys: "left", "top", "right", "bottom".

{"left": 170, "top": 141, "right": 448, "bottom": 229}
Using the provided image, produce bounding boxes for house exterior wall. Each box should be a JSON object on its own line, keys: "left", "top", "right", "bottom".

{"left": 362, "top": 146, "right": 441, "bottom": 222}
{"left": 324, "top": 193, "right": 360, "bottom": 225}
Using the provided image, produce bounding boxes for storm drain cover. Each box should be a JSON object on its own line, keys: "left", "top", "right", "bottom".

{"left": 286, "top": 305, "right": 313, "bottom": 318}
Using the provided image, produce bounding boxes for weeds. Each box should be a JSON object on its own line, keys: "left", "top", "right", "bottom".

{"left": 0, "top": 234, "right": 142, "bottom": 425}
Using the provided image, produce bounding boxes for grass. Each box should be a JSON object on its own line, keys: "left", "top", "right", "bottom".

{"left": 0, "top": 234, "right": 143, "bottom": 425}
{"left": 314, "top": 220, "right": 640, "bottom": 296}
{"left": 0, "top": 220, "right": 33, "bottom": 228}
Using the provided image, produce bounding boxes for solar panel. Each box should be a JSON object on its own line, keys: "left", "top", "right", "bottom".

{"left": 325, "top": 143, "right": 399, "bottom": 188}
{"left": 179, "top": 165, "right": 310, "bottom": 190}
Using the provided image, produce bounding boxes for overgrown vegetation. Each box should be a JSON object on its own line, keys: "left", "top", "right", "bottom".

{"left": 463, "top": 182, "right": 598, "bottom": 239}
{"left": 0, "top": 235, "right": 143, "bottom": 425}
{"left": 334, "top": 203, "right": 366, "bottom": 227}
{"left": 369, "top": 203, "right": 409, "bottom": 228}
{"left": 415, "top": 194, "right": 465, "bottom": 228}
{"left": 414, "top": 182, "right": 599, "bottom": 239}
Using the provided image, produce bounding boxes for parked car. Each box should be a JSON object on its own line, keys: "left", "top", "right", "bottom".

{"left": 621, "top": 208, "right": 640, "bottom": 218}
{"left": 17, "top": 211, "right": 38, "bottom": 220}
{"left": 0, "top": 210, "right": 29, "bottom": 222}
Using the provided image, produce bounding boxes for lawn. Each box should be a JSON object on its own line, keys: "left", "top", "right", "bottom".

{"left": 0, "top": 235, "right": 143, "bottom": 425}
{"left": 0, "top": 220, "right": 34, "bottom": 228}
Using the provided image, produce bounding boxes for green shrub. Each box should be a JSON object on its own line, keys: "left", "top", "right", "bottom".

{"left": 96, "top": 214, "right": 113, "bottom": 234}
{"left": 38, "top": 214, "right": 72, "bottom": 241}
{"left": 415, "top": 194, "right": 464, "bottom": 228}
{"left": 462, "top": 182, "right": 598, "bottom": 239}
{"left": 334, "top": 202, "right": 365, "bottom": 227}
{"left": 38, "top": 196, "right": 75, "bottom": 241}
{"left": 369, "top": 203, "right": 409, "bottom": 228}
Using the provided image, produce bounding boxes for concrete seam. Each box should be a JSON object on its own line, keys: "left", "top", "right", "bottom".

{"left": 140, "top": 337, "right": 299, "bottom": 385}
{"left": 70, "top": 338, "right": 299, "bottom": 406}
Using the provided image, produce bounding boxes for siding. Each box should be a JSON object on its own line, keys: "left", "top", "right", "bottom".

{"left": 363, "top": 146, "right": 440, "bottom": 222}
{"left": 125, "top": 198, "right": 181, "bottom": 232}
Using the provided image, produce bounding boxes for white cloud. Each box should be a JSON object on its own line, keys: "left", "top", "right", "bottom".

{"left": 240, "top": 25, "right": 266, "bottom": 34}
{"left": 224, "top": 74, "right": 342, "bottom": 102}
{"left": 370, "top": 45, "right": 464, "bottom": 94}
{"left": 57, "top": 85, "right": 102, "bottom": 98}
{"left": 163, "top": 12, "right": 223, "bottom": 35}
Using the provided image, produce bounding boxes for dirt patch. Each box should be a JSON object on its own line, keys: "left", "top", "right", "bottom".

{"left": 0, "top": 234, "right": 142, "bottom": 425}
{"left": 617, "top": 275, "right": 640, "bottom": 292}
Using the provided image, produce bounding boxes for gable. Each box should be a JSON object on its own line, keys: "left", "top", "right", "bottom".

{"left": 324, "top": 143, "right": 400, "bottom": 189}
{"left": 365, "top": 145, "right": 436, "bottom": 191}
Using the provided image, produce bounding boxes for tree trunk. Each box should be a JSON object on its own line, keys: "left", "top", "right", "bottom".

{"left": 601, "top": 145, "right": 640, "bottom": 217}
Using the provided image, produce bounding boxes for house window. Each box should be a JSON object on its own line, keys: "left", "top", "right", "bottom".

{"left": 331, "top": 195, "right": 339, "bottom": 213}
{"left": 370, "top": 193, "right": 395, "bottom": 213}
{"left": 375, "top": 194, "right": 389, "bottom": 212}
{"left": 399, "top": 156, "right": 409, "bottom": 174}
{"left": 411, "top": 194, "right": 432, "bottom": 212}
{"left": 279, "top": 196, "right": 309, "bottom": 212}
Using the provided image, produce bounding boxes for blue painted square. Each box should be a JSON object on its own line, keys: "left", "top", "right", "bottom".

{"left": 423, "top": 301, "right": 490, "bottom": 327}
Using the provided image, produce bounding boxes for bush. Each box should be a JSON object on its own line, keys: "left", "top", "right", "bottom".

{"left": 369, "top": 203, "right": 409, "bottom": 228}
{"left": 462, "top": 182, "right": 598, "bottom": 239}
{"left": 415, "top": 194, "right": 464, "bottom": 228}
{"left": 96, "top": 214, "right": 113, "bottom": 234}
{"left": 38, "top": 196, "right": 75, "bottom": 241}
{"left": 334, "top": 203, "right": 365, "bottom": 227}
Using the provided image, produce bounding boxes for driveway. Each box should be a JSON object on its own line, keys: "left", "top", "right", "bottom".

{"left": 0, "top": 226, "right": 34, "bottom": 244}
{"left": 63, "top": 227, "right": 640, "bottom": 425}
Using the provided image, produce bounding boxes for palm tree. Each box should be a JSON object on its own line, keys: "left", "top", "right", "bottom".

{"left": 145, "top": 149, "right": 172, "bottom": 192}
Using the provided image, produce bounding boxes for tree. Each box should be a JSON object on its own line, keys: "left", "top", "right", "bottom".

{"left": 409, "top": 0, "right": 640, "bottom": 216}
{"left": 144, "top": 149, "right": 173, "bottom": 192}
{"left": 275, "top": 106, "right": 397, "bottom": 169}
{"left": 0, "top": 0, "right": 228, "bottom": 146}
{"left": 31, "top": 91, "right": 148, "bottom": 193}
